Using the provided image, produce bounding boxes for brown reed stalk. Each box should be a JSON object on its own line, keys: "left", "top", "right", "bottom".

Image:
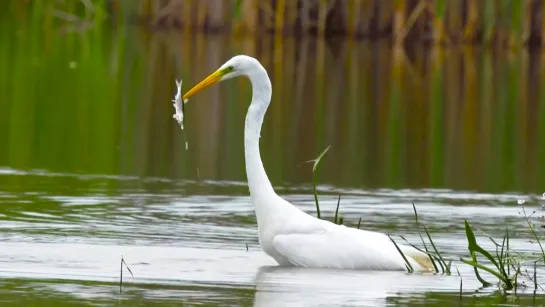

{"left": 233, "top": 0, "right": 256, "bottom": 34}
{"left": 398, "top": 0, "right": 428, "bottom": 45}
{"left": 393, "top": 0, "right": 406, "bottom": 46}
{"left": 428, "top": 0, "right": 450, "bottom": 45}
{"left": 521, "top": 0, "right": 531, "bottom": 45}
{"left": 445, "top": 0, "right": 461, "bottom": 42}
{"left": 378, "top": 0, "right": 393, "bottom": 37}
{"left": 275, "top": 0, "right": 286, "bottom": 35}
{"left": 196, "top": 0, "right": 207, "bottom": 30}
{"left": 284, "top": 0, "right": 298, "bottom": 34}
{"left": 346, "top": 0, "right": 361, "bottom": 38}
{"left": 463, "top": 0, "right": 478, "bottom": 42}
{"left": 541, "top": 0, "right": 545, "bottom": 47}
{"left": 318, "top": 0, "right": 328, "bottom": 37}
{"left": 138, "top": 0, "right": 151, "bottom": 18}
{"left": 359, "top": 0, "right": 374, "bottom": 37}
{"left": 182, "top": 0, "right": 193, "bottom": 32}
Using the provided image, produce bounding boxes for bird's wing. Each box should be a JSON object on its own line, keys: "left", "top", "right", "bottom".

{"left": 272, "top": 225, "right": 432, "bottom": 271}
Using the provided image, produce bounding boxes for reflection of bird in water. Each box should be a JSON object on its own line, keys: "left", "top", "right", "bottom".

{"left": 252, "top": 265, "right": 465, "bottom": 307}
{"left": 183, "top": 55, "right": 433, "bottom": 271}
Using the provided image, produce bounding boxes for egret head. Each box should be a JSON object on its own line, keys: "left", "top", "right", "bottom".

{"left": 183, "top": 55, "right": 260, "bottom": 101}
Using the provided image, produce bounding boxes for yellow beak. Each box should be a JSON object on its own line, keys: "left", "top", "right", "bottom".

{"left": 183, "top": 69, "right": 226, "bottom": 101}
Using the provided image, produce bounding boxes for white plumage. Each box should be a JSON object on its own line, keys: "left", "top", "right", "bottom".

{"left": 182, "top": 55, "right": 433, "bottom": 271}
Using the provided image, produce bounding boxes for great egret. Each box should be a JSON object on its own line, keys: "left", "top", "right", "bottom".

{"left": 182, "top": 55, "right": 433, "bottom": 271}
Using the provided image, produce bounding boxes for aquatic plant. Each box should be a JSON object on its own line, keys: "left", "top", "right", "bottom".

{"left": 310, "top": 145, "right": 345, "bottom": 226}
{"left": 460, "top": 220, "right": 516, "bottom": 289}
{"left": 389, "top": 234, "right": 414, "bottom": 273}
{"left": 458, "top": 204, "right": 545, "bottom": 292}
{"left": 399, "top": 203, "right": 452, "bottom": 274}
{"left": 309, "top": 145, "right": 330, "bottom": 220}
{"left": 119, "top": 255, "right": 134, "bottom": 293}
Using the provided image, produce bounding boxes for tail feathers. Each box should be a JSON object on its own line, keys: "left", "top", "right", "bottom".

{"left": 402, "top": 248, "right": 435, "bottom": 271}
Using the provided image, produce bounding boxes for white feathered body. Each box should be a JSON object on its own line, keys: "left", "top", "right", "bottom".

{"left": 254, "top": 193, "right": 432, "bottom": 271}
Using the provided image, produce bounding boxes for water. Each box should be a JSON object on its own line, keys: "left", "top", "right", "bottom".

{"left": 0, "top": 167, "right": 544, "bottom": 306}
{"left": 2, "top": 14, "right": 545, "bottom": 306}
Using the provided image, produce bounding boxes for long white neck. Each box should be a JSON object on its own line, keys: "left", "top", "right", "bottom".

{"left": 244, "top": 65, "right": 276, "bottom": 202}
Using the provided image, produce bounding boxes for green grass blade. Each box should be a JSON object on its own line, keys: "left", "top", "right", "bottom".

{"left": 499, "top": 234, "right": 506, "bottom": 269}
{"left": 411, "top": 203, "right": 440, "bottom": 273}
{"left": 334, "top": 195, "right": 341, "bottom": 224}
{"left": 534, "top": 261, "right": 538, "bottom": 291}
{"left": 434, "top": 254, "right": 445, "bottom": 274}
{"left": 506, "top": 227, "right": 510, "bottom": 276}
{"left": 459, "top": 277, "right": 462, "bottom": 301}
{"left": 497, "top": 233, "right": 510, "bottom": 281}
{"left": 312, "top": 175, "right": 321, "bottom": 219}
{"left": 471, "top": 251, "right": 493, "bottom": 287}
{"left": 357, "top": 217, "right": 361, "bottom": 229}
{"left": 400, "top": 235, "right": 439, "bottom": 273}
{"left": 389, "top": 235, "right": 413, "bottom": 273}
{"left": 310, "top": 145, "right": 330, "bottom": 219}
{"left": 420, "top": 234, "right": 440, "bottom": 273}
{"left": 311, "top": 145, "right": 331, "bottom": 172}
{"left": 423, "top": 225, "right": 450, "bottom": 274}
{"left": 412, "top": 202, "right": 419, "bottom": 224}
{"left": 522, "top": 208, "right": 545, "bottom": 264}
{"left": 460, "top": 257, "right": 504, "bottom": 286}
{"left": 464, "top": 220, "right": 502, "bottom": 271}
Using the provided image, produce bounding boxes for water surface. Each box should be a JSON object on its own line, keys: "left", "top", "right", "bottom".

{"left": 1, "top": 167, "right": 545, "bottom": 306}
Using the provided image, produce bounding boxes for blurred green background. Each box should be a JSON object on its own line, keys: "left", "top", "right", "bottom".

{"left": 1, "top": 0, "right": 545, "bottom": 195}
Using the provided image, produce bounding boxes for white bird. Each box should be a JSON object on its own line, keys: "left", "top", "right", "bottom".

{"left": 182, "top": 55, "right": 434, "bottom": 271}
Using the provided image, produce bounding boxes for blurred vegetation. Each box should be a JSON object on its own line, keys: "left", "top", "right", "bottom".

{"left": 7, "top": 0, "right": 545, "bottom": 48}
{"left": 1, "top": 0, "right": 545, "bottom": 194}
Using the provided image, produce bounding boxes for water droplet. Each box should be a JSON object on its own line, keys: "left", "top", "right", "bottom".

{"left": 518, "top": 199, "right": 526, "bottom": 205}
{"left": 542, "top": 192, "right": 545, "bottom": 199}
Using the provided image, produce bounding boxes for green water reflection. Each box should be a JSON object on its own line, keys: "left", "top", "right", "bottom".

{"left": 1, "top": 278, "right": 544, "bottom": 307}
{"left": 2, "top": 22, "right": 545, "bottom": 195}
